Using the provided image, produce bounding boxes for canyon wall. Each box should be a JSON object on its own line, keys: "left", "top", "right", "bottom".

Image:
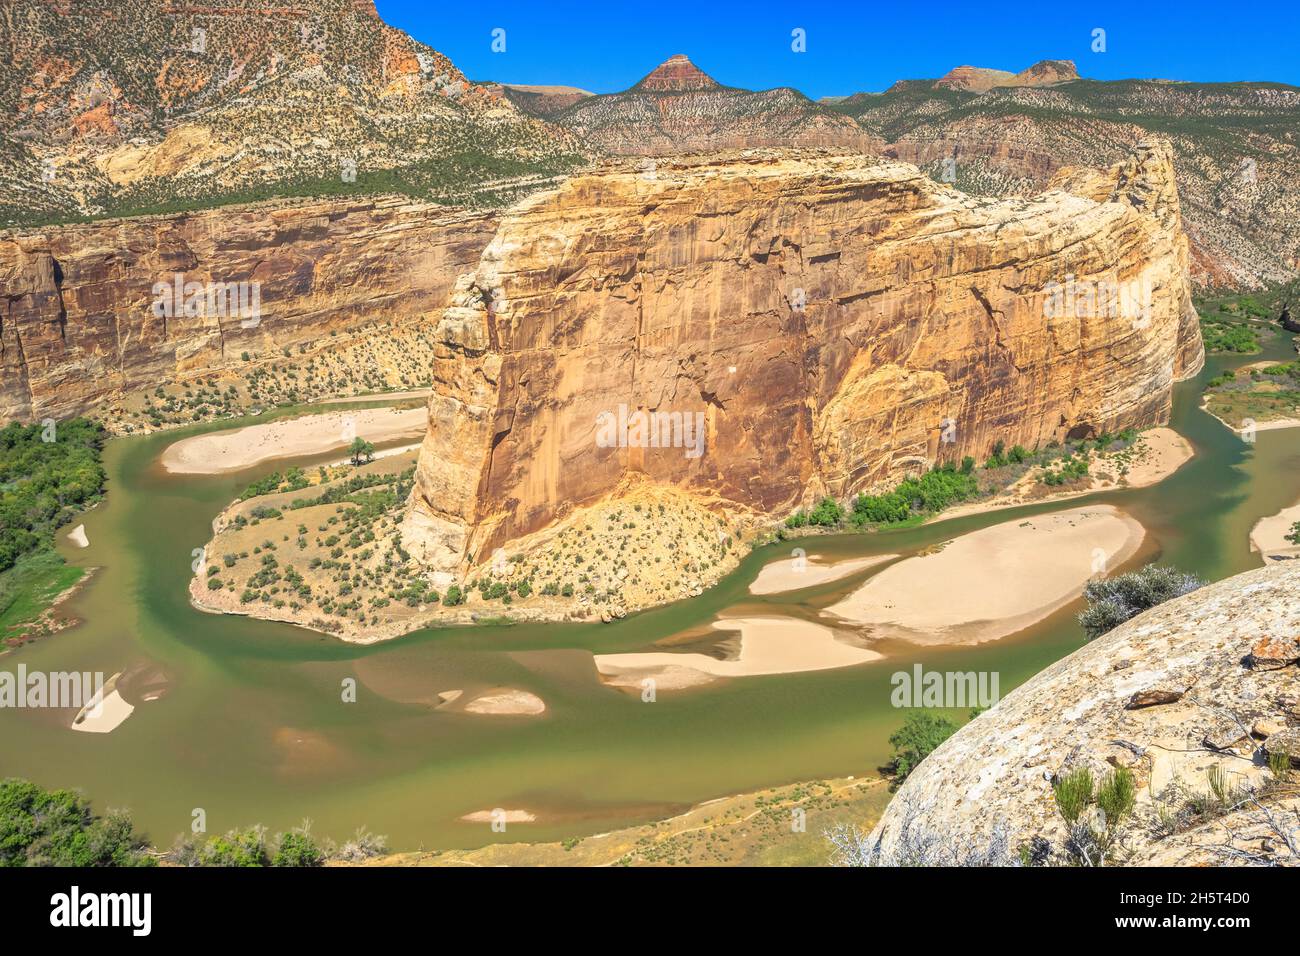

{"left": 402, "top": 143, "right": 1204, "bottom": 579}
{"left": 0, "top": 198, "right": 498, "bottom": 422}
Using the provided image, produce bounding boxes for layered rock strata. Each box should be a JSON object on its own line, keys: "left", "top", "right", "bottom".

{"left": 0, "top": 197, "right": 497, "bottom": 422}
{"left": 402, "top": 143, "right": 1203, "bottom": 582}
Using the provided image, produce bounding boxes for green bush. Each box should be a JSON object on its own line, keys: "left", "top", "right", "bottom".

{"left": 1096, "top": 768, "right": 1136, "bottom": 830}
{"left": 851, "top": 467, "right": 979, "bottom": 525}
{"left": 0, "top": 419, "right": 106, "bottom": 573}
{"left": 887, "top": 711, "right": 957, "bottom": 786}
{"left": 272, "top": 831, "right": 325, "bottom": 867}
{"left": 0, "top": 778, "right": 153, "bottom": 867}
{"left": 1053, "top": 768, "right": 1094, "bottom": 825}
{"left": 1078, "top": 564, "right": 1205, "bottom": 639}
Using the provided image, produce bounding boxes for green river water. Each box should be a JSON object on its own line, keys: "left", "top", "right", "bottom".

{"left": 1, "top": 338, "right": 1297, "bottom": 851}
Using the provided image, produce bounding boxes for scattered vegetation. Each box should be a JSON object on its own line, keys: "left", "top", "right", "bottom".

{"left": 1078, "top": 564, "right": 1205, "bottom": 639}
{"left": 0, "top": 778, "right": 154, "bottom": 867}
{"left": 111, "top": 323, "right": 436, "bottom": 434}
{"left": 1051, "top": 766, "right": 1137, "bottom": 865}
{"left": 0, "top": 420, "right": 107, "bottom": 647}
{"left": 1203, "top": 359, "right": 1300, "bottom": 429}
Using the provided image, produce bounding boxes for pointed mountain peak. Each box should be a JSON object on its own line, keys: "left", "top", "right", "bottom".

{"left": 634, "top": 54, "right": 720, "bottom": 93}
{"left": 1014, "top": 59, "right": 1080, "bottom": 86}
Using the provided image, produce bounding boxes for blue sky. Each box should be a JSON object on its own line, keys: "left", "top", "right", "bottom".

{"left": 376, "top": 0, "right": 1299, "bottom": 99}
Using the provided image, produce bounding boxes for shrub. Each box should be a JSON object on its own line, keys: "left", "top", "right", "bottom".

{"left": 0, "top": 778, "right": 154, "bottom": 867}
{"left": 1096, "top": 767, "right": 1136, "bottom": 830}
{"left": 271, "top": 831, "right": 325, "bottom": 867}
{"left": 808, "top": 497, "right": 844, "bottom": 527}
{"left": 887, "top": 711, "right": 957, "bottom": 786}
{"left": 1053, "top": 768, "right": 1094, "bottom": 825}
{"left": 1078, "top": 564, "right": 1205, "bottom": 639}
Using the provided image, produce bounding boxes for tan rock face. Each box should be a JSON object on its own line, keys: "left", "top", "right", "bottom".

{"left": 0, "top": 198, "right": 498, "bottom": 422}
{"left": 403, "top": 144, "right": 1203, "bottom": 576}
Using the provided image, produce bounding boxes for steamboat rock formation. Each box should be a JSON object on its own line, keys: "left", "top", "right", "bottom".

{"left": 553, "top": 55, "right": 882, "bottom": 157}
{"left": 866, "top": 561, "right": 1300, "bottom": 867}
{"left": 0, "top": 198, "right": 497, "bottom": 422}
{"left": 401, "top": 142, "right": 1203, "bottom": 583}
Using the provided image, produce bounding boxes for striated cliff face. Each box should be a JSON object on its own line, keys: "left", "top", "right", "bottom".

{"left": 837, "top": 78, "right": 1300, "bottom": 288}
{"left": 554, "top": 55, "right": 882, "bottom": 157}
{"left": 865, "top": 561, "right": 1300, "bottom": 867}
{"left": 0, "top": 198, "right": 497, "bottom": 422}
{"left": 401, "top": 143, "right": 1203, "bottom": 581}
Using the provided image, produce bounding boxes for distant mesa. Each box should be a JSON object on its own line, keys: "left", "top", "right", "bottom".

{"left": 934, "top": 59, "right": 1080, "bottom": 92}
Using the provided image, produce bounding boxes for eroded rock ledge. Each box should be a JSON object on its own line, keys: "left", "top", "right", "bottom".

{"left": 402, "top": 143, "right": 1204, "bottom": 584}
{"left": 867, "top": 561, "right": 1300, "bottom": 867}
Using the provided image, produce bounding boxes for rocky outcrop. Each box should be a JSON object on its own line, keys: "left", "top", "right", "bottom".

{"left": 837, "top": 77, "right": 1300, "bottom": 288}
{"left": 402, "top": 144, "right": 1203, "bottom": 581}
{"left": 554, "top": 55, "right": 882, "bottom": 157}
{"left": 0, "top": 197, "right": 497, "bottom": 422}
{"left": 867, "top": 561, "right": 1300, "bottom": 867}
{"left": 934, "top": 60, "right": 1079, "bottom": 94}
{"left": 0, "top": 0, "right": 579, "bottom": 224}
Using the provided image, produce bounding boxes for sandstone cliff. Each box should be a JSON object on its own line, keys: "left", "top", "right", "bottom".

{"left": 866, "top": 561, "right": 1300, "bottom": 867}
{"left": 401, "top": 144, "right": 1203, "bottom": 583}
{"left": 0, "top": 197, "right": 497, "bottom": 422}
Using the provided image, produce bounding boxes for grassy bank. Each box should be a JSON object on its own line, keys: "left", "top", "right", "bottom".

{"left": 0, "top": 419, "right": 106, "bottom": 649}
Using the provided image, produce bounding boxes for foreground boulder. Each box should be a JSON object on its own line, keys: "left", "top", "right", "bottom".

{"left": 867, "top": 561, "right": 1300, "bottom": 866}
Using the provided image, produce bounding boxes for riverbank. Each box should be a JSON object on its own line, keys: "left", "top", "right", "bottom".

{"left": 937, "top": 427, "right": 1193, "bottom": 523}
{"left": 825, "top": 505, "right": 1146, "bottom": 645}
{"left": 161, "top": 407, "right": 427, "bottom": 475}
{"left": 1250, "top": 500, "right": 1300, "bottom": 562}
{"left": 350, "top": 774, "right": 891, "bottom": 867}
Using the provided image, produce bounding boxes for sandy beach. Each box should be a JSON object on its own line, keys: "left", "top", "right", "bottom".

{"left": 1250, "top": 501, "right": 1300, "bottom": 563}
{"left": 161, "top": 407, "right": 427, "bottom": 475}
{"left": 749, "top": 552, "right": 898, "bottom": 595}
{"left": 595, "top": 616, "right": 883, "bottom": 689}
{"left": 825, "top": 505, "right": 1146, "bottom": 645}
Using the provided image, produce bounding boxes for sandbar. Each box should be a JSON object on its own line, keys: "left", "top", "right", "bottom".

{"left": 161, "top": 407, "right": 426, "bottom": 475}
{"left": 824, "top": 505, "right": 1146, "bottom": 645}
{"left": 595, "top": 616, "right": 883, "bottom": 689}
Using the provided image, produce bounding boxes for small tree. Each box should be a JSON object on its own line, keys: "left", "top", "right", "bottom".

{"left": 348, "top": 437, "right": 375, "bottom": 466}
{"left": 887, "top": 711, "right": 957, "bottom": 787}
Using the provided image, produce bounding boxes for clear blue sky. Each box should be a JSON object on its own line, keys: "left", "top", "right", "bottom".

{"left": 376, "top": 0, "right": 1299, "bottom": 98}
